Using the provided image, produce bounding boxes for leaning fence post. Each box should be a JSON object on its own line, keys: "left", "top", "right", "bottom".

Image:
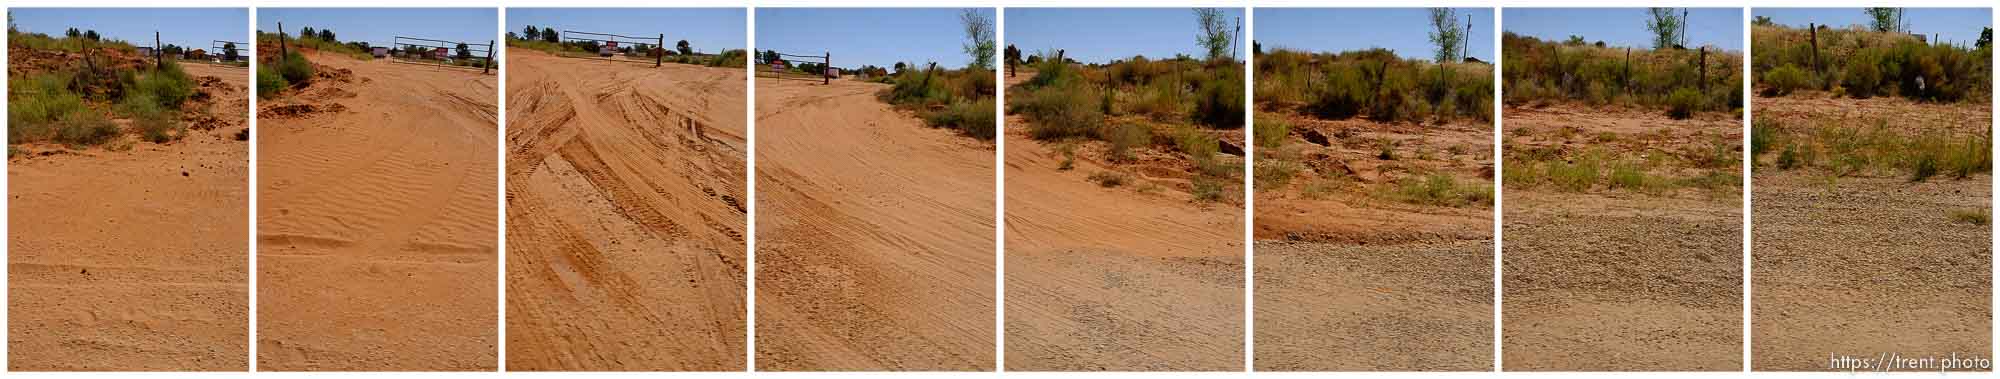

{"left": 278, "top": 22, "right": 287, "bottom": 66}
{"left": 824, "top": 52, "right": 831, "bottom": 85}
{"left": 155, "top": 31, "right": 163, "bottom": 69}
{"left": 656, "top": 33, "right": 664, "bottom": 67}
{"left": 484, "top": 40, "right": 495, "bottom": 74}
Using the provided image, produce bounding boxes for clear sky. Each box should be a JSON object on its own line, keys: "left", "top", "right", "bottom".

{"left": 757, "top": 8, "right": 993, "bottom": 70}
{"left": 1255, "top": 8, "right": 1495, "bottom": 62}
{"left": 1754, "top": 8, "right": 1992, "bottom": 47}
{"left": 258, "top": 8, "right": 497, "bottom": 48}
{"left": 1504, "top": 8, "right": 1744, "bottom": 51}
{"left": 9, "top": 8, "right": 247, "bottom": 51}
{"left": 1006, "top": 8, "right": 1248, "bottom": 64}
{"left": 507, "top": 8, "right": 744, "bottom": 54}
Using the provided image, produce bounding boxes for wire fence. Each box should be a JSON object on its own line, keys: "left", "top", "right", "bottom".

{"left": 560, "top": 30, "right": 665, "bottom": 67}
{"left": 391, "top": 35, "right": 495, "bottom": 74}
{"left": 756, "top": 49, "right": 830, "bottom": 84}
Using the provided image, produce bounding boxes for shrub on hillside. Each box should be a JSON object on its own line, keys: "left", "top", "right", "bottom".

{"left": 274, "top": 51, "right": 315, "bottom": 88}
{"left": 256, "top": 65, "right": 287, "bottom": 99}
{"left": 1666, "top": 87, "right": 1702, "bottom": 119}
{"left": 1193, "top": 66, "right": 1244, "bottom": 129}
{"left": 1762, "top": 64, "right": 1810, "bottom": 96}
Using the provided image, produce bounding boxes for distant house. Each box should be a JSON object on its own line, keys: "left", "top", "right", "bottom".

{"left": 137, "top": 46, "right": 154, "bottom": 57}
{"left": 600, "top": 41, "right": 618, "bottom": 57}
{"left": 372, "top": 46, "right": 388, "bottom": 58}
{"left": 187, "top": 49, "right": 207, "bottom": 60}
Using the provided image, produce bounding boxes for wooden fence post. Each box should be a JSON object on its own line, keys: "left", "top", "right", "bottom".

{"left": 278, "top": 22, "right": 287, "bottom": 65}
{"left": 656, "top": 33, "right": 664, "bottom": 68}
{"left": 484, "top": 40, "right": 495, "bottom": 75}
{"left": 824, "top": 52, "right": 831, "bottom": 85}
{"left": 1698, "top": 47, "right": 1708, "bottom": 91}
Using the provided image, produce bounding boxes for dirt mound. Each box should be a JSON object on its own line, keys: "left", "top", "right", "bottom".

{"left": 258, "top": 103, "right": 345, "bottom": 119}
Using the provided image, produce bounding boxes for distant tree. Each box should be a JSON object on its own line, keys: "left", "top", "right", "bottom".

{"left": 1565, "top": 35, "right": 1588, "bottom": 46}
{"left": 1194, "top": 8, "right": 1233, "bottom": 61}
{"left": 65, "top": 27, "right": 80, "bottom": 38}
{"left": 1978, "top": 27, "right": 1992, "bottom": 49}
{"left": 1864, "top": 8, "right": 1904, "bottom": 33}
{"left": 1253, "top": 41, "right": 1262, "bottom": 56}
{"left": 223, "top": 42, "right": 239, "bottom": 61}
{"left": 762, "top": 49, "right": 781, "bottom": 64}
{"left": 1003, "top": 44, "right": 1020, "bottom": 65}
{"left": 300, "top": 26, "right": 315, "bottom": 40}
{"left": 318, "top": 29, "right": 335, "bottom": 42}
{"left": 1752, "top": 15, "right": 1774, "bottom": 27}
{"left": 83, "top": 29, "right": 99, "bottom": 41}
{"left": 1428, "top": 8, "right": 1464, "bottom": 63}
{"left": 522, "top": 25, "right": 539, "bottom": 41}
{"left": 960, "top": 9, "right": 995, "bottom": 70}
{"left": 163, "top": 44, "right": 183, "bottom": 57}
{"left": 541, "top": 27, "right": 559, "bottom": 43}
{"left": 1645, "top": 8, "right": 1686, "bottom": 49}
{"left": 456, "top": 42, "right": 472, "bottom": 60}
{"left": 677, "top": 39, "right": 692, "bottom": 55}
{"left": 893, "top": 61, "right": 907, "bottom": 74}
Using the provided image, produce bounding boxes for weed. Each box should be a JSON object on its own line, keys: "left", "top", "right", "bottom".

{"left": 256, "top": 65, "right": 287, "bottom": 99}
{"left": 1761, "top": 64, "right": 1811, "bottom": 96}
{"left": 1088, "top": 170, "right": 1130, "bottom": 187}
{"left": 1100, "top": 122, "right": 1152, "bottom": 163}
{"left": 1255, "top": 157, "right": 1301, "bottom": 191}
{"left": 1949, "top": 209, "right": 1990, "bottom": 225}
{"left": 1252, "top": 114, "right": 1290, "bottom": 149}
{"left": 1191, "top": 176, "right": 1226, "bottom": 202}
{"left": 1666, "top": 87, "right": 1702, "bottom": 119}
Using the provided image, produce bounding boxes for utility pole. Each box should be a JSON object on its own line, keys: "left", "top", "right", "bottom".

{"left": 1232, "top": 16, "right": 1242, "bottom": 60}
{"left": 1463, "top": 14, "right": 1473, "bottom": 62}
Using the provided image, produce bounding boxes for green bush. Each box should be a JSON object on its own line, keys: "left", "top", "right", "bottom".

{"left": 257, "top": 65, "right": 288, "bottom": 99}
{"left": 1192, "top": 66, "right": 1244, "bottom": 129}
{"left": 131, "top": 59, "right": 195, "bottom": 109}
{"left": 1305, "top": 67, "right": 1368, "bottom": 120}
{"left": 1015, "top": 81, "right": 1102, "bottom": 140}
{"left": 1100, "top": 122, "right": 1152, "bottom": 163}
{"left": 1252, "top": 114, "right": 1289, "bottom": 149}
{"left": 275, "top": 51, "right": 315, "bottom": 87}
{"left": 8, "top": 72, "right": 91, "bottom": 143}
{"left": 1843, "top": 50, "right": 1883, "bottom": 98}
{"left": 122, "top": 93, "right": 181, "bottom": 143}
{"left": 1666, "top": 87, "right": 1702, "bottom": 119}
{"left": 924, "top": 97, "right": 996, "bottom": 141}
{"left": 1762, "top": 64, "right": 1810, "bottom": 96}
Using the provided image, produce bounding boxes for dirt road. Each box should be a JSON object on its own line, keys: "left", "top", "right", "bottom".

{"left": 8, "top": 62, "right": 250, "bottom": 371}
{"left": 1003, "top": 117, "right": 1244, "bottom": 371}
{"left": 255, "top": 51, "right": 498, "bottom": 370}
{"left": 501, "top": 48, "right": 748, "bottom": 371}
{"left": 1250, "top": 112, "right": 1494, "bottom": 371}
{"left": 1751, "top": 95, "right": 1991, "bottom": 371}
{"left": 753, "top": 77, "right": 995, "bottom": 371}
{"left": 1501, "top": 107, "right": 1743, "bottom": 371}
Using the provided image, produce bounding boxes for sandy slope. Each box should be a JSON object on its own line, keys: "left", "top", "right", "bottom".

{"left": 8, "top": 63, "right": 251, "bottom": 371}
{"left": 1750, "top": 95, "right": 1991, "bottom": 371}
{"left": 255, "top": 51, "right": 498, "bottom": 371}
{"left": 753, "top": 77, "right": 995, "bottom": 371}
{"left": 1003, "top": 120, "right": 1244, "bottom": 371}
{"left": 502, "top": 48, "right": 747, "bottom": 371}
{"left": 1249, "top": 107, "right": 1495, "bottom": 370}
{"left": 1501, "top": 107, "right": 1743, "bottom": 371}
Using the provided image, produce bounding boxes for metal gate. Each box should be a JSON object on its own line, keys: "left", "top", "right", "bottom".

{"left": 560, "top": 30, "right": 665, "bottom": 67}
{"left": 756, "top": 49, "right": 831, "bottom": 84}
{"left": 391, "top": 36, "right": 495, "bottom": 74}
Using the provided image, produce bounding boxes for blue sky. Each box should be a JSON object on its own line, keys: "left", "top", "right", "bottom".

{"left": 1505, "top": 8, "right": 1744, "bottom": 51}
{"left": 258, "top": 8, "right": 497, "bottom": 48}
{"left": 1006, "top": 8, "right": 1248, "bottom": 64}
{"left": 10, "top": 8, "right": 247, "bottom": 51}
{"left": 1754, "top": 8, "right": 1992, "bottom": 47}
{"left": 1255, "top": 8, "right": 1495, "bottom": 62}
{"left": 507, "top": 8, "right": 744, "bottom": 54}
{"left": 757, "top": 8, "right": 993, "bottom": 70}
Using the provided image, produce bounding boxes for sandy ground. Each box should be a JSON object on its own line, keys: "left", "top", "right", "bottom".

{"left": 753, "top": 77, "right": 995, "bottom": 371}
{"left": 255, "top": 51, "right": 498, "bottom": 370}
{"left": 1250, "top": 109, "right": 1494, "bottom": 371}
{"left": 1501, "top": 106, "right": 1743, "bottom": 371}
{"left": 501, "top": 49, "right": 747, "bottom": 371}
{"left": 8, "top": 62, "right": 251, "bottom": 371}
{"left": 1003, "top": 68, "right": 1244, "bottom": 370}
{"left": 1750, "top": 95, "right": 1992, "bottom": 371}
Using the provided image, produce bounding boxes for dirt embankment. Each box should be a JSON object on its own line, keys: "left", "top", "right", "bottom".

{"left": 1002, "top": 73, "right": 1244, "bottom": 371}
{"left": 1502, "top": 105, "right": 1743, "bottom": 371}
{"left": 254, "top": 48, "right": 498, "bottom": 371}
{"left": 1251, "top": 106, "right": 1494, "bottom": 370}
{"left": 9, "top": 60, "right": 251, "bottom": 371}
{"left": 502, "top": 48, "right": 748, "bottom": 371}
{"left": 754, "top": 77, "right": 995, "bottom": 371}
{"left": 1751, "top": 95, "right": 1991, "bottom": 371}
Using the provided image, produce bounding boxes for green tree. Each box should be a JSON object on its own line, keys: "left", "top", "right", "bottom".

{"left": 541, "top": 27, "right": 559, "bottom": 43}
{"left": 1864, "top": 8, "right": 1903, "bottom": 33}
{"left": 1645, "top": 8, "right": 1686, "bottom": 49}
{"left": 318, "top": 29, "right": 335, "bottom": 42}
{"left": 523, "top": 25, "right": 539, "bottom": 41}
{"left": 677, "top": 39, "right": 692, "bottom": 55}
{"left": 1428, "top": 8, "right": 1464, "bottom": 63}
{"left": 82, "top": 29, "right": 98, "bottom": 41}
{"left": 456, "top": 42, "right": 472, "bottom": 61}
{"left": 762, "top": 49, "right": 781, "bottom": 64}
{"left": 65, "top": 27, "right": 79, "bottom": 38}
{"left": 1194, "top": 8, "right": 1234, "bottom": 61}
{"left": 960, "top": 9, "right": 995, "bottom": 70}
{"left": 1977, "top": 27, "right": 1992, "bottom": 49}
{"left": 301, "top": 26, "right": 315, "bottom": 40}
{"left": 223, "top": 42, "right": 239, "bottom": 61}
